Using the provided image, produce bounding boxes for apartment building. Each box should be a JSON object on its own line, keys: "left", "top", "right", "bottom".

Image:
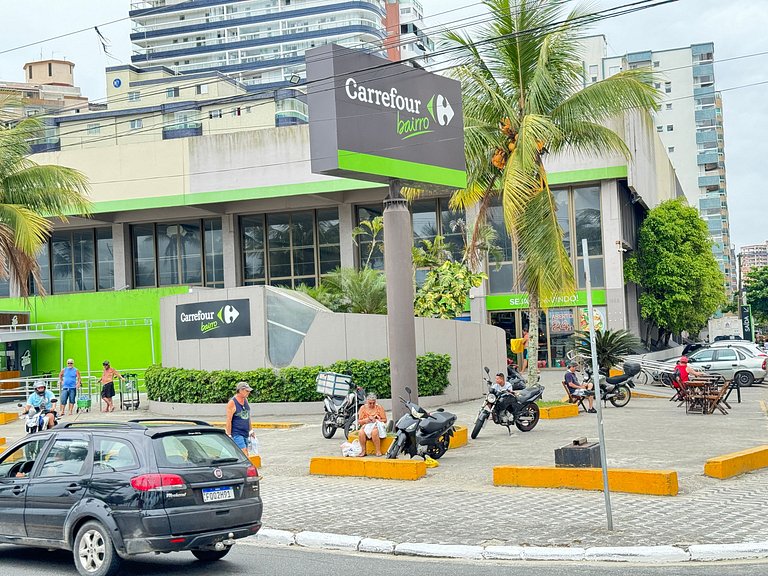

{"left": 739, "top": 242, "right": 768, "bottom": 280}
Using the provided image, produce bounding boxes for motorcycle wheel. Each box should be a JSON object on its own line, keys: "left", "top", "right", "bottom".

{"left": 342, "top": 415, "right": 357, "bottom": 440}
{"left": 515, "top": 403, "right": 540, "bottom": 432}
{"left": 386, "top": 435, "right": 404, "bottom": 459}
{"left": 471, "top": 410, "right": 489, "bottom": 439}
{"left": 426, "top": 434, "right": 451, "bottom": 460}
{"left": 321, "top": 413, "right": 337, "bottom": 439}
{"left": 609, "top": 385, "right": 631, "bottom": 408}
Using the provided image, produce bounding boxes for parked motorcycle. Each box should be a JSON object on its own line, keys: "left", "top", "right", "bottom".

{"left": 17, "top": 401, "right": 59, "bottom": 434}
{"left": 506, "top": 364, "right": 527, "bottom": 388}
{"left": 321, "top": 385, "right": 366, "bottom": 439}
{"left": 386, "top": 387, "right": 456, "bottom": 460}
{"left": 471, "top": 367, "right": 544, "bottom": 439}
{"left": 583, "top": 361, "right": 641, "bottom": 408}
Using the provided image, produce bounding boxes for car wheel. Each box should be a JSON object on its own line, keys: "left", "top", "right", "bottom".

{"left": 192, "top": 546, "right": 232, "bottom": 561}
{"left": 73, "top": 520, "right": 121, "bottom": 576}
{"left": 735, "top": 371, "right": 754, "bottom": 387}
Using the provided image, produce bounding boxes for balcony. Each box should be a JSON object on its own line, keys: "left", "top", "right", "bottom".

{"left": 162, "top": 122, "right": 202, "bottom": 140}
{"left": 698, "top": 175, "right": 722, "bottom": 189}
{"left": 696, "top": 130, "right": 718, "bottom": 144}
{"left": 697, "top": 151, "right": 721, "bottom": 167}
{"left": 29, "top": 138, "right": 61, "bottom": 154}
{"left": 694, "top": 85, "right": 715, "bottom": 97}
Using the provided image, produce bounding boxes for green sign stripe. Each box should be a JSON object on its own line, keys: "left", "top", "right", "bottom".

{"left": 337, "top": 150, "right": 467, "bottom": 189}
{"left": 484, "top": 289, "right": 607, "bottom": 311}
{"left": 547, "top": 166, "right": 627, "bottom": 185}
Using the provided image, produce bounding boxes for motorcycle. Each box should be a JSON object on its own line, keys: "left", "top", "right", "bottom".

{"left": 321, "top": 385, "right": 366, "bottom": 439}
{"left": 471, "top": 367, "right": 544, "bottom": 439}
{"left": 506, "top": 364, "right": 528, "bottom": 388}
{"left": 386, "top": 387, "right": 456, "bottom": 460}
{"left": 583, "top": 361, "right": 641, "bottom": 408}
{"left": 18, "top": 401, "right": 59, "bottom": 434}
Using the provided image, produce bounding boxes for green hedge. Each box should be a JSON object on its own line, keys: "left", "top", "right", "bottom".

{"left": 145, "top": 353, "right": 451, "bottom": 404}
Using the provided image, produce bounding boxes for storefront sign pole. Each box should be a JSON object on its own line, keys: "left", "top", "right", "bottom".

{"left": 582, "top": 238, "right": 613, "bottom": 530}
{"left": 383, "top": 179, "right": 419, "bottom": 421}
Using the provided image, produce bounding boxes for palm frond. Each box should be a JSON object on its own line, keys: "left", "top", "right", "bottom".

{"left": 1, "top": 164, "right": 91, "bottom": 216}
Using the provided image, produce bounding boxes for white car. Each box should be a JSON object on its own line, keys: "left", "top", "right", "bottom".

{"left": 709, "top": 340, "right": 767, "bottom": 358}
{"left": 671, "top": 347, "right": 767, "bottom": 387}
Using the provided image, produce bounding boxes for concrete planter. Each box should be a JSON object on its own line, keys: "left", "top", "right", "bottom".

{"left": 539, "top": 404, "right": 579, "bottom": 419}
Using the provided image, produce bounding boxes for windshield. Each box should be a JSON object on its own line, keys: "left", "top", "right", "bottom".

{"left": 154, "top": 431, "right": 246, "bottom": 468}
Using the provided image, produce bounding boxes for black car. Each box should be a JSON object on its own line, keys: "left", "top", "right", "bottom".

{"left": 0, "top": 419, "right": 262, "bottom": 576}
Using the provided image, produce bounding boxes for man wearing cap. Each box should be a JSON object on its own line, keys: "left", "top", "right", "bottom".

{"left": 99, "top": 360, "right": 124, "bottom": 413}
{"left": 226, "top": 382, "right": 253, "bottom": 454}
{"left": 565, "top": 361, "right": 596, "bottom": 413}
{"left": 58, "top": 358, "right": 82, "bottom": 416}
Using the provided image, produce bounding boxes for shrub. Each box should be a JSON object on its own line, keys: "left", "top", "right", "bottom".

{"left": 145, "top": 353, "right": 452, "bottom": 404}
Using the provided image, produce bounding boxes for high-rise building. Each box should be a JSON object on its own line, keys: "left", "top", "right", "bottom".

{"left": 129, "top": 1, "right": 432, "bottom": 89}
{"left": 581, "top": 37, "right": 737, "bottom": 296}
{"left": 739, "top": 242, "right": 768, "bottom": 280}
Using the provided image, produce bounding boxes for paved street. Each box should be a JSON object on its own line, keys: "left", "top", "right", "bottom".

{"left": 1, "top": 380, "right": 766, "bottom": 549}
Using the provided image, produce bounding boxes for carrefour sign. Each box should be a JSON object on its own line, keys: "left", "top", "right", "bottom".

{"left": 176, "top": 299, "right": 251, "bottom": 340}
{"left": 307, "top": 44, "right": 466, "bottom": 188}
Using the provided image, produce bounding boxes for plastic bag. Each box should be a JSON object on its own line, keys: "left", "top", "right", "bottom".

{"left": 341, "top": 439, "right": 362, "bottom": 457}
{"left": 248, "top": 430, "right": 260, "bottom": 456}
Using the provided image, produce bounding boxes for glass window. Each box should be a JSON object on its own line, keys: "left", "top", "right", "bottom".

{"left": 317, "top": 208, "right": 340, "bottom": 275}
{"left": 242, "top": 215, "right": 266, "bottom": 285}
{"left": 355, "top": 204, "right": 384, "bottom": 270}
{"left": 40, "top": 437, "right": 90, "bottom": 477}
{"left": 32, "top": 243, "right": 51, "bottom": 295}
{"left": 156, "top": 222, "right": 202, "bottom": 286}
{"left": 522, "top": 310, "right": 548, "bottom": 367}
{"left": 51, "top": 231, "right": 73, "bottom": 294}
{"left": 412, "top": 200, "right": 438, "bottom": 247}
{"left": 690, "top": 349, "right": 715, "bottom": 363}
{"left": 72, "top": 230, "right": 96, "bottom": 292}
{"left": 574, "top": 186, "right": 602, "bottom": 256}
{"left": 94, "top": 437, "right": 138, "bottom": 473}
{"left": 715, "top": 349, "right": 738, "bottom": 362}
{"left": 96, "top": 228, "right": 114, "bottom": 290}
{"left": 439, "top": 198, "right": 465, "bottom": 262}
{"left": 154, "top": 431, "right": 245, "bottom": 467}
{"left": 549, "top": 308, "right": 576, "bottom": 368}
{"left": 0, "top": 437, "right": 49, "bottom": 478}
{"left": 489, "top": 263, "right": 514, "bottom": 294}
{"left": 291, "top": 211, "right": 316, "bottom": 280}
{"left": 576, "top": 257, "right": 605, "bottom": 288}
{"left": 132, "top": 224, "right": 156, "bottom": 287}
{"left": 553, "top": 188, "right": 570, "bottom": 255}
{"left": 487, "top": 198, "right": 514, "bottom": 262}
{"left": 204, "top": 219, "right": 224, "bottom": 288}
{"left": 267, "top": 213, "right": 292, "bottom": 281}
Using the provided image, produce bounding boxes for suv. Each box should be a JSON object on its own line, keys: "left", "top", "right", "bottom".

{"left": 0, "top": 419, "right": 262, "bottom": 576}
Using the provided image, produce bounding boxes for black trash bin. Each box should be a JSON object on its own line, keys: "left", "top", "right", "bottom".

{"left": 555, "top": 437, "right": 602, "bottom": 468}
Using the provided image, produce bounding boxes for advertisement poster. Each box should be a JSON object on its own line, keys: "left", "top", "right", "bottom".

{"left": 549, "top": 309, "right": 575, "bottom": 334}
{"left": 579, "top": 307, "right": 606, "bottom": 332}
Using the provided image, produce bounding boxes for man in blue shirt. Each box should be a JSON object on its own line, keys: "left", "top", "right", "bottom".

{"left": 58, "top": 358, "right": 81, "bottom": 416}
{"left": 24, "top": 381, "right": 57, "bottom": 429}
{"left": 565, "top": 361, "right": 596, "bottom": 413}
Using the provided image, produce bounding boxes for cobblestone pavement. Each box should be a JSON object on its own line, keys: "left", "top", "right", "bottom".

{"left": 2, "top": 380, "right": 766, "bottom": 548}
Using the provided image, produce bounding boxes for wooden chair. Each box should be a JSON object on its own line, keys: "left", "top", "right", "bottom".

{"left": 562, "top": 381, "right": 588, "bottom": 412}
{"left": 703, "top": 377, "right": 731, "bottom": 415}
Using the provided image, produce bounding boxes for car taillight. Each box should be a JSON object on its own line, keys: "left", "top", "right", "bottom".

{"left": 762, "top": 359, "right": 767, "bottom": 371}
{"left": 246, "top": 465, "right": 258, "bottom": 478}
{"left": 130, "top": 473, "right": 186, "bottom": 491}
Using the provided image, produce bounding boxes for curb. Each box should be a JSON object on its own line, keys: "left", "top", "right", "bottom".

{"left": 242, "top": 528, "right": 768, "bottom": 563}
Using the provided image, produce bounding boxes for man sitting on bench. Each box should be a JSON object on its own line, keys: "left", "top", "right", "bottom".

{"left": 565, "top": 361, "right": 596, "bottom": 413}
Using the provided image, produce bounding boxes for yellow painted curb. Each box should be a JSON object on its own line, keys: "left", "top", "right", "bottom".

{"left": 208, "top": 421, "right": 303, "bottom": 429}
{"left": 632, "top": 391, "right": 668, "bottom": 399}
{"left": 0, "top": 413, "right": 18, "bottom": 425}
{"left": 493, "top": 466, "right": 679, "bottom": 496}
{"left": 540, "top": 405, "right": 579, "bottom": 419}
{"left": 349, "top": 426, "right": 468, "bottom": 453}
{"left": 0, "top": 437, "right": 6, "bottom": 445}
{"left": 248, "top": 455, "right": 262, "bottom": 468}
{"left": 310, "top": 456, "right": 426, "bottom": 480}
{"left": 704, "top": 445, "right": 768, "bottom": 479}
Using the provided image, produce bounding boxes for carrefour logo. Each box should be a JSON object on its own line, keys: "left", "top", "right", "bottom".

{"left": 344, "top": 77, "right": 454, "bottom": 140}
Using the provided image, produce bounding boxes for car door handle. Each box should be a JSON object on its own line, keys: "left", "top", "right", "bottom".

{"left": 702, "top": 365, "right": 711, "bottom": 369}
{"left": 12, "top": 486, "right": 25, "bottom": 495}
{"left": 66, "top": 483, "right": 81, "bottom": 494}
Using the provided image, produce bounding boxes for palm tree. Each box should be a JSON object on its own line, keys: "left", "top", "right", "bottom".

{"left": 0, "top": 102, "right": 91, "bottom": 295}
{"left": 443, "top": 0, "right": 660, "bottom": 382}
{"left": 573, "top": 329, "right": 641, "bottom": 374}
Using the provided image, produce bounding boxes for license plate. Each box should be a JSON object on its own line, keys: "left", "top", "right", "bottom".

{"left": 202, "top": 486, "right": 234, "bottom": 503}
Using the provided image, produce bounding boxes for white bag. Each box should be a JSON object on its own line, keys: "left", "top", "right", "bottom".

{"left": 248, "top": 430, "right": 260, "bottom": 456}
{"left": 341, "top": 439, "right": 362, "bottom": 457}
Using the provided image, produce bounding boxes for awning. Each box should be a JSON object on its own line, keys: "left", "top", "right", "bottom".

{"left": 0, "top": 331, "right": 58, "bottom": 343}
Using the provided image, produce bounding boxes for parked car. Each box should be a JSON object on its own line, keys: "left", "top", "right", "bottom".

{"left": 713, "top": 335, "right": 745, "bottom": 342}
{"left": 668, "top": 347, "right": 766, "bottom": 387}
{"left": 0, "top": 419, "right": 262, "bottom": 576}
{"left": 709, "top": 340, "right": 767, "bottom": 358}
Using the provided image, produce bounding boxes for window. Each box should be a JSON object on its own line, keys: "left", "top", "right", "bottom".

{"left": 664, "top": 81, "right": 672, "bottom": 93}
{"left": 608, "top": 66, "right": 621, "bottom": 76}
{"left": 716, "top": 349, "right": 738, "bottom": 362}
{"left": 166, "top": 87, "right": 180, "bottom": 98}
{"left": 653, "top": 60, "right": 660, "bottom": 68}
{"left": 666, "top": 103, "right": 673, "bottom": 110}
{"left": 232, "top": 107, "right": 241, "bottom": 116}
{"left": 656, "top": 125, "right": 663, "bottom": 132}
{"left": 690, "top": 349, "right": 715, "bottom": 363}
{"left": 28, "top": 66, "right": 33, "bottom": 79}
{"left": 132, "top": 219, "right": 222, "bottom": 288}
{"left": 154, "top": 431, "right": 243, "bottom": 468}
{"left": 209, "top": 109, "right": 222, "bottom": 119}
{"left": 654, "top": 82, "right": 661, "bottom": 89}
{"left": 0, "top": 437, "right": 48, "bottom": 478}
{"left": 130, "top": 119, "right": 143, "bottom": 130}
{"left": 43, "top": 228, "right": 114, "bottom": 294}
{"left": 40, "top": 438, "right": 90, "bottom": 477}
{"left": 574, "top": 186, "right": 604, "bottom": 289}
{"left": 86, "top": 123, "right": 100, "bottom": 135}
{"left": 94, "top": 437, "right": 138, "bottom": 473}
{"left": 588, "top": 64, "right": 598, "bottom": 83}
{"left": 668, "top": 146, "right": 675, "bottom": 153}
{"left": 667, "top": 125, "right": 673, "bottom": 132}
{"left": 196, "top": 84, "right": 209, "bottom": 95}
{"left": 127, "top": 91, "right": 140, "bottom": 101}
{"left": 48, "top": 62, "right": 52, "bottom": 76}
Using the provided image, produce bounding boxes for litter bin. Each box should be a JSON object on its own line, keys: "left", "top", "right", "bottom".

{"left": 555, "top": 437, "right": 602, "bottom": 468}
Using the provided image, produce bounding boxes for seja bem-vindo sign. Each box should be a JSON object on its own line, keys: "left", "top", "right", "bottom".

{"left": 306, "top": 44, "right": 466, "bottom": 188}
{"left": 175, "top": 299, "right": 251, "bottom": 340}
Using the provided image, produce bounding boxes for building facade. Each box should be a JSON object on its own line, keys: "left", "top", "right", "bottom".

{"left": 581, "top": 37, "right": 737, "bottom": 296}
{"left": 739, "top": 242, "right": 768, "bottom": 280}
{"left": 129, "top": 0, "right": 432, "bottom": 89}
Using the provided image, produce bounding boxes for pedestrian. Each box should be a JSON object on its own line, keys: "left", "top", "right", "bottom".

{"left": 356, "top": 393, "right": 387, "bottom": 457}
{"left": 99, "top": 360, "right": 123, "bottom": 413}
{"left": 521, "top": 329, "right": 530, "bottom": 372}
{"left": 58, "top": 358, "right": 81, "bottom": 416}
{"left": 225, "top": 382, "right": 252, "bottom": 454}
{"left": 564, "top": 360, "right": 596, "bottom": 413}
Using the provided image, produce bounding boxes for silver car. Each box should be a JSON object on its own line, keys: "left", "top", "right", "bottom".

{"left": 676, "top": 347, "right": 767, "bottom": 387}
{"left": 709, "top": 340, "right": 767, "bottom": 358}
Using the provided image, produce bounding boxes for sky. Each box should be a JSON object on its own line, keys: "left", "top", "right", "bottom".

{"left": 0, "top": 0, "right": 765, "bottom": 252}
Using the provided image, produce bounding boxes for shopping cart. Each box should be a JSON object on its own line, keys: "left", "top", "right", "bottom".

{"left": 120, "top": 373, "right": 140, "bottom": 410}
{"left": 76, "top": 394, "right": 92, "bottom": 413}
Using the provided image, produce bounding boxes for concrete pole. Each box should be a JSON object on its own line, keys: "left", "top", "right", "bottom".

{"left": 383, "top": 179, "right": 418, "bottom": 421}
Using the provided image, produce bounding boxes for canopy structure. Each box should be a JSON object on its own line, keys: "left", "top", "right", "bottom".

{"left": 0, "top": 331, "right": 57, "bottom": 343}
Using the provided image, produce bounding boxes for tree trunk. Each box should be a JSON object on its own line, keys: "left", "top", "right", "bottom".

{"left": 644, "top": 322, "right": 653, "bottom": 349}
{"left": 527, "top": 293, "right": 540, "bottom": 387}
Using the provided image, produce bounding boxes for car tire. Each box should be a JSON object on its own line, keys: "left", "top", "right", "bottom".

{"left": 73, "top": 520, "right": 121, "bottom": 576}
{"left": 735, "top": 371, "right": 754, "bottom": 387}
{"left": 192, "top": 546, "right": 232, "bottom": 561}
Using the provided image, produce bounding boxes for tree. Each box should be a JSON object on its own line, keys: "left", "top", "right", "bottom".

{"left": 351, "top": 216, "right": 384, "bottom": 269}
{"left": 573, "top": 329, "right": 641, "bottom": 373}
{"left": 745, "top": 266, "right": 768, "bottom": 324}
{"left": 0, "top": 104, "right": 91, "bottom": 295}
{"left": 625, "top": 198, "right": 726, "bottom": 344}
{"left": 414, "top": 261, "right": 485, "bottom": 319}
{"left": 441, "top": 0, "right": 660, "bottom": 382}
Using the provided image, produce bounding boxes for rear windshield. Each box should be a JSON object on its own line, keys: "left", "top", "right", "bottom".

{"left": 153, "top": 431, "right": 246, "bottom": 468}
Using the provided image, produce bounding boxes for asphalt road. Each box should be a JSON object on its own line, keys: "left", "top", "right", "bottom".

{"left": 2, "top": 543, "right": 766, "bottom": 576}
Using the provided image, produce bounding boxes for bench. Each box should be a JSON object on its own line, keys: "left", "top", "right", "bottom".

{"left": 310, "top": 456, "right": 426, "bottom": 480}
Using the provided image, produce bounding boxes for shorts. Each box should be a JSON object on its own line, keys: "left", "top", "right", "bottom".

{"left": 60, "top": 387, "right": 77, "bottom": 405}
{"left": 101, "top": 382, "right": 115, "bottom": 399}
{"left": 523, "top": 349, "right": 528, "bottom": 359}
{"left": 231, "top": 434, "right": 248, "bottom": 450}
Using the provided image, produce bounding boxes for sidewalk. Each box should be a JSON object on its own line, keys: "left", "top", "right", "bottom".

{"left": 1, "top": 384, "right": 767, "bottom": 550}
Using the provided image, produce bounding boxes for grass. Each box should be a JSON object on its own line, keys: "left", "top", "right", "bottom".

{"left": 536, "top": 400, "right": 570, "bottom": 407}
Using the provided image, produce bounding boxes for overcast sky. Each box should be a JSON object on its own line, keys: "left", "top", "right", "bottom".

{"left": 0, "top": 0, "right": 764, "bottom": 252}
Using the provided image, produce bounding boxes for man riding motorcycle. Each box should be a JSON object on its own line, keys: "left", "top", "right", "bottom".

{"left": 23, "top": 381, "right": 57, "bottom": 430}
